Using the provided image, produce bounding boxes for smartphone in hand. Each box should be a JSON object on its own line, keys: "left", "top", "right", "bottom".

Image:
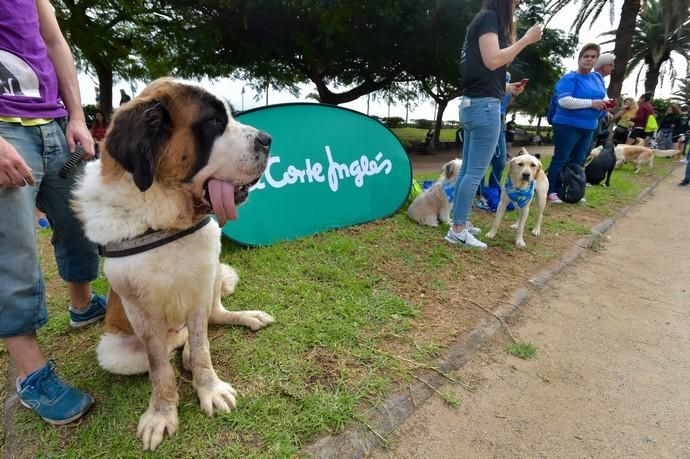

{"left": 604, "top": 99, "right": 618, "bottom": 110}
{"left": 519, "top": 78, "right": 530, "bottom": 87}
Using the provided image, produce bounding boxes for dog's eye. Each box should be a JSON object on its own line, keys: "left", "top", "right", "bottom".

{"left": 210, "top": 117, "right": 225, "bottom": 127}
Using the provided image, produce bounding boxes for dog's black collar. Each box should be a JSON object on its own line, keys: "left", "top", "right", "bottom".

{"left": 99, "top": 216, "right": 212, "bottom": 258}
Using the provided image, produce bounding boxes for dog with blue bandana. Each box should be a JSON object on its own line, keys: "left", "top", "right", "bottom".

{"left": 486, "top": 151, "right": 548, "bottom": 248}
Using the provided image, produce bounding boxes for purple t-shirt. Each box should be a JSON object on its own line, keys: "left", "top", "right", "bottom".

{"left": 0, "top": 1, "right": 68, "bottom": 118}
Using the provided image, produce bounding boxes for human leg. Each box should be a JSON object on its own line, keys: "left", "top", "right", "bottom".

{"left": 33, "top": 121, "right": 105, "bottom": 323}
{"left": 569, "top": 128, "right": 596, "bottom": 167}
{"left": 4, "top": 335, "right": 44, "bottom": 378}
{"left": 679, "top": 159, "right": 690, "bottom": 186}
{"left": 547, "top": 123, "right": 580, "bottom": 195}
{"left": 0, "top": 122, "right": 93, "bottom": 424}
{"left": 0, "top": 122, "right": 48, "bottom": 343}
{"left": 658, "top": 129, "right": 673, "bottom": 150}
{"left": 448, "top": 98, "right": 500, "bottom": 249}
{"left": 488, "top": 124, "right": 507, "bottom": 188}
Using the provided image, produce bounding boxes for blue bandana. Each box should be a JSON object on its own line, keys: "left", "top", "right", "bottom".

{"left": 504, "top": 176, "right": 534, "bottom": 208}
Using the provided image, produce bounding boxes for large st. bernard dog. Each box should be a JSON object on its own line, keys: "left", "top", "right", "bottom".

{"left": 72, "top": 78, "right": 274, "bottom": 451}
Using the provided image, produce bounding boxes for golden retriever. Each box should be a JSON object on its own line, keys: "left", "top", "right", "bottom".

{"left": 486, "top": 153, "right": 548, "bottom": 248}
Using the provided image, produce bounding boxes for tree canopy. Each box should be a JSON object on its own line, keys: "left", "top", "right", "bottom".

{"left": 599, "top": 0, "right": 690, "bottom": 97}
{"left": 162, "top": 0, "right": 451, "bottom": 105}
{"left": 508, "top": 2, "right": 578, "bottom": 121}
{"left": 54, "top": 0, "right": 197, "bottom": 113}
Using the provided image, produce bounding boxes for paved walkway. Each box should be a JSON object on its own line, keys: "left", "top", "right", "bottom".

{"left": 372, "top": 166, "right": 690, "bottom": 458}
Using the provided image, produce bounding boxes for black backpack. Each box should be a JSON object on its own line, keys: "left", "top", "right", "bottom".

{"left": 557, "top": 162, "right": 586, "bottom": 203}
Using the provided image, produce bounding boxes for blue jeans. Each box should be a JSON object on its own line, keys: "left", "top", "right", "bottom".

{"left": 547, "top": 123, "right": 595, "bottom": 194}
{"left": 657, "top": 128, "right": 673, "bottom": 150}
{"left": 452, "top": 97, "right": 502, "bottom": 225}
{"left": 0, "top": 121, "right": 100, "bottom": 338}
{"left": 485, "top": 122, "right": 507, "bottom": 189}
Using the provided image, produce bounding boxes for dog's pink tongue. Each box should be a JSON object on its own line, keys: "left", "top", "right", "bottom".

{"left": 207, "top": 179, "right": 237, "bottom": 227}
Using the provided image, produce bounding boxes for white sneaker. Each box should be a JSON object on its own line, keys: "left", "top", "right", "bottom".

{"left": 579, "top": 197, "right": 586, "bottom": 203}
{"left": 445, "top": 228, "right": 488, "bottom": 250}
{"left": 466, "top": 221, "right": 481, "bottom": 235}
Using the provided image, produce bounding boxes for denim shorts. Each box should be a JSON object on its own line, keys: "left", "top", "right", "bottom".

{"left": 0, "top": 120, "right": 100, "bottom": 338}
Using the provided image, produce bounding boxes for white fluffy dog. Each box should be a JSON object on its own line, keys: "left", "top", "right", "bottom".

{"left": 407, "top": 159, "right": 461, "bottom": 226}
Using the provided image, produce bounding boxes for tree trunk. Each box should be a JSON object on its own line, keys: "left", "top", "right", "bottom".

{"left": 94, "top": 61, "right": 114, "bottom": 116}
{"left": 644, "top": 60, "right": 663, "bottom": 97}
{"left": 608, "top": 0, "right": 642, "bottom": 99}
{"left": 536, "top": 116, "right": 542, "bottom": 136}
{"left": 428, "top": 99, "right": 449, "bottom": 152}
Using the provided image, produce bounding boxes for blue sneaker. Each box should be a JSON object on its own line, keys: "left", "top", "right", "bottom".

{"left": 473, "top": 197, "right": 494, "bottom": 213}
{"left": 16, "top": 360, "right": 94, "bottom": 425}
{"left": 69, "top": 294, "right": 107, "bottom": 328}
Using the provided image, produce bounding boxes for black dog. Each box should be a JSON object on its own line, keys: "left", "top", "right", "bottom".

{"left": 585, "top": 140, "right": 616, "bottom": 187}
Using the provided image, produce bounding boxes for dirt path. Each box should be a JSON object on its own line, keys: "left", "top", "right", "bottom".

{"left": 372, "top": 166, "right": 690, "bottom": 458}
{"left": 410, "top": 145, "right": 554, "bottom": 175}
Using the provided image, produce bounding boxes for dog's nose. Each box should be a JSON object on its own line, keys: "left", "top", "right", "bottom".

{"left": 521, "top": 172, "right": 531, "bottom": 180}
{"left": 255, "top": 131, "right": 272, "bottom": 149}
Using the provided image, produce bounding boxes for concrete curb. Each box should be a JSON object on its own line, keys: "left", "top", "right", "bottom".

{"left": 306, "top": 166, "right": 677, "bottom": 459}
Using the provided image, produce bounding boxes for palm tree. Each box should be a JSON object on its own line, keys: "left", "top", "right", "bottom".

{"left": 602, "top": 0, "right": 690, "bottom": 97}
{"left": 671, "top": 72, "right": 690, "bottom": 103}
{"left": 547, "top": 0, "right": 643, "bottom": 99}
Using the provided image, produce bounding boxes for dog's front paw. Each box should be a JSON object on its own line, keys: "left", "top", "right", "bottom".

{"left": 237, "top": 310, "right": 275, "bottom": 331}
{"left": 486, "top": 230, "right": 497, "bottom": 239}
{"left": 531, "top": 227, "right": 541, "bottom": 237}
{"left": 516, "top": 239, "right": 526, "bottom": 249}
{"left": 196, "top": 376, "right": 238, "bottom": 416}
{"left": 509, "top": 222, "right": 519, "bottom": 230}
{"left": 137, "top": 406, "right": 179, "bottom": 451}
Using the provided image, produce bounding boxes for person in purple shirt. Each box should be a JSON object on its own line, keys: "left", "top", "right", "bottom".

{"left": 0, "top": 0, "right": 106, "bottom": 425}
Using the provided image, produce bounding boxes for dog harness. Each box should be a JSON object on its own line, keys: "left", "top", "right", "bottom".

{"left": 504, "top": 177, "right": 534, "bottom": 209}
{"left": 99, "top": 216, "right": 212, "bottom": 258}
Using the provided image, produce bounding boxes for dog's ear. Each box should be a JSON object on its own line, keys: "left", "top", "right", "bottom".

{"left": 105, "top": 98, "right": 171, "bottom": 192}
{"left": 443, "top": 161, "right": 455, "bottom": 179}
{"left": 534, "top": 158, "right": 543, "bottom": 172}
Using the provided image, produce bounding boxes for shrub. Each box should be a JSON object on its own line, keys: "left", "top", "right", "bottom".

{"left": 382, "top": 116, "right": 405, "bottom": 129}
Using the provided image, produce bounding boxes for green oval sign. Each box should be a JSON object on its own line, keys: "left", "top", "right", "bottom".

{"left": 223, "top": 103, "right": 411, "bottom": 246}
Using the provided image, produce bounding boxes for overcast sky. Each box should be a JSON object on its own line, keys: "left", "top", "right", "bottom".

{"left": 78, "top": 1, "right": 687, "bottom": 122}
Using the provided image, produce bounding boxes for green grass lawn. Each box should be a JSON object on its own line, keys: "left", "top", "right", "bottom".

{"left": 392, "top": 127, "right": 457, "bottom": 143}
{"left": 2, "top": 157, "right": 677, "bottom": 458}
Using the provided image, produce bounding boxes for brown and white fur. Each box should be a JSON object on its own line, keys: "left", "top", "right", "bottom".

{"left": 407, "top": 159, "right": 461, "bottom": 226}
{"left": 486, "top": 153, "right": 548, "bottom": 248}
{"left": 72, "top": 78, "right": 274, "bottom": 451}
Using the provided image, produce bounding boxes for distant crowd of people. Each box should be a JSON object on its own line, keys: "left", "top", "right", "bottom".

{"left": 446, "top": 0, "right": 690, "bottom": 249}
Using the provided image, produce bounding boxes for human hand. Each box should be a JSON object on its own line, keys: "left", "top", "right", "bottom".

{"left": 0, "top": 136, "right": 35, "bottom": 188}
{"left": 524, "top": 23, "right": 543, "bottom": 44}
{"left": 65, "top": 119, "right": 95, "bottom": 160}
{"left": 591, "top": 100, "right": 607, "bottom": 110}
{"left": 507, "top": 82, "right": 525, "bottom": 96}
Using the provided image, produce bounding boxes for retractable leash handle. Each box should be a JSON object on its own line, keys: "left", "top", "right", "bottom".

{"left": 59, "top": 143, "right": 85, "bottom": 179}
